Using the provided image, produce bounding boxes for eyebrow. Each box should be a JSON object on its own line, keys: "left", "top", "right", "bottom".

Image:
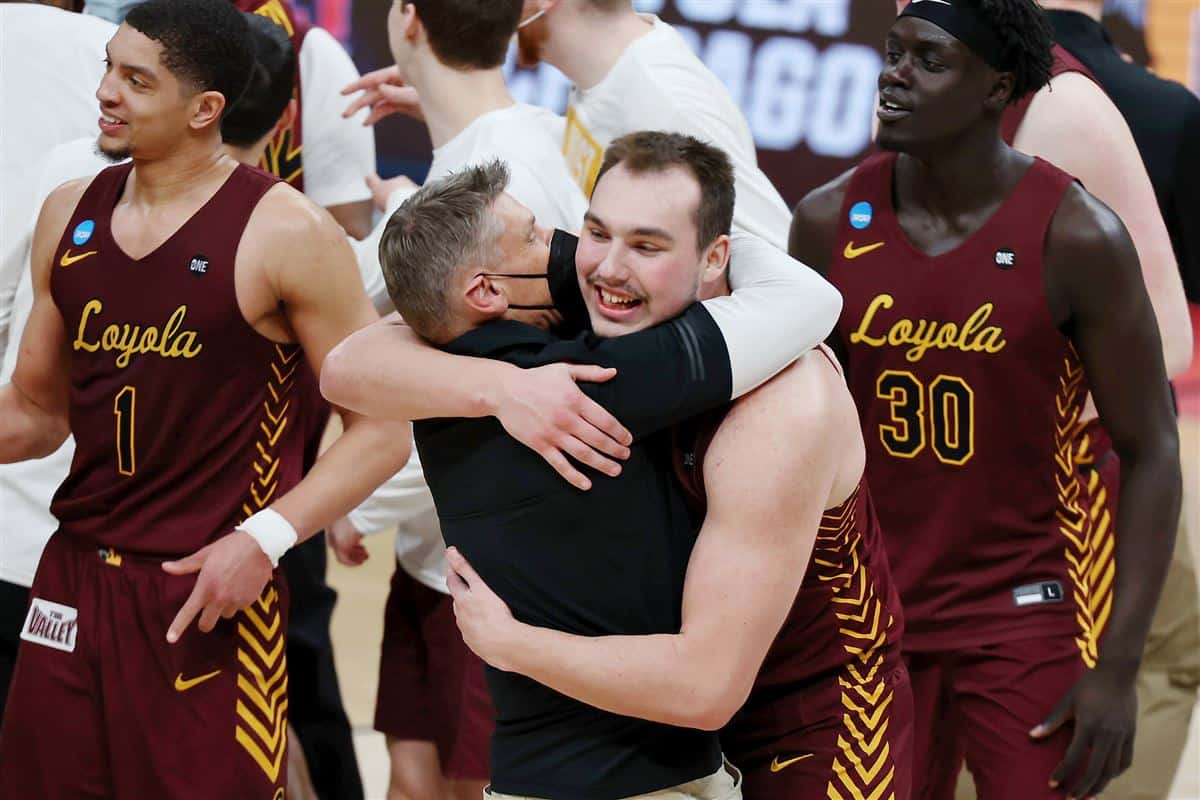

{"left": 583, "top": 211, "right": 676, "bottom": 243}
{"left": 105, "top": 45, "right": 158, "bottom": 82}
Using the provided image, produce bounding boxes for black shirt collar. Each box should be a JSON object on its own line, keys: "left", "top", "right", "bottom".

{"left": 1048, "top": 9, "right": 1113, "bottom": 49}
{"left": 442, "top": 319, "right": 556, "bottom": 358}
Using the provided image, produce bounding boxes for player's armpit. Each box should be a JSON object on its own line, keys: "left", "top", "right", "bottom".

{"left": 1017, "top": 72, "right": 1192, "bottom": 376}
{"left": 1045, "top": 183, "right": 1180, "bottom": 672}
{"left": 0, "top": 179, "right": 88, "bottom": 462}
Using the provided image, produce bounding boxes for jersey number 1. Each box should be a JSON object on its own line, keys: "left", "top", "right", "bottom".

{"left": 114, "top": 386, "right": 136, "bottom": 476}
{"left": 876, "top": 371, "right": 974, "bottom": 466}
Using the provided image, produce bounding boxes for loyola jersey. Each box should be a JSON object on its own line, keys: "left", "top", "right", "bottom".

{"left": 49, "top": 163, "right": 309, "bottom": 558}
{"left": 830, "top": 153, "right": 1107, "bottom": 659}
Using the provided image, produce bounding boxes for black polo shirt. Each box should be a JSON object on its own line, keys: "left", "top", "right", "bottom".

{"left": 1049, "top": 10, "right": 1200, "bottom": 301}
{"left": 414, "top": 306, "right": 732, "bottom": 799}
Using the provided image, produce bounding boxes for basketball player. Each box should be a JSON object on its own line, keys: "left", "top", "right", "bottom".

{"left": 789, "top": 1, "right": 1181, "bottom": 798}
{"left": 328, "top": 2, "right": 587, "bottom": 798}
{"left": 343, "top": 0, "right": 792, "bottom": 251}
{"left": 442, "top": 131, "right": 912, "bottom": 800}
{"left": 0, "top": 2, "right": 414, "bottom": 796}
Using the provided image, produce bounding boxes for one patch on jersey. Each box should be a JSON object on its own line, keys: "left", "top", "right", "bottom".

{"left": 994, "top": 248, "right": 1016, "bottom": 269}
{"left": 20, "top": 598, "right": 79, "bottom": 653}
{"left": 188, "top": 254, "right": 209, "bottom": 275}
{"left": 72, "top": 219, "right": 95, "bottom": 246}
{"left": 1012, "top": 581, "right": 1064, "bottom": 607}
{"left": 849, "top": 202, "right": 874, "bottom": 230}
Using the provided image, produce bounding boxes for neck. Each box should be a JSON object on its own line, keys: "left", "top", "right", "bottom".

{"left": 1038, "top": 0, "right": 1102, "bottom": 20}
{"left": 225, "top": 140, "right": 268, "bottom": 167}
{"left": 405, "top": 57, "right": 514, "bottom": 149}
{"left": 125, "top": 134, "right": 236, "bottom": 205}
{"left": 894, "top": 121, "right": 1020, "bottom": 217}
{"left": 543, "top": 8, "right": 652, "bottom": 90}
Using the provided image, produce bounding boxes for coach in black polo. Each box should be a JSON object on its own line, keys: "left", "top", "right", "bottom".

{"left": 321, "top": 156, "right": 840, "bottom": 799}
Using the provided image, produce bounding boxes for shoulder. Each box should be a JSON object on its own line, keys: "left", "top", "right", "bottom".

{"left": 38, "top": 176, "right": 93, "bottom": 228}
{"left": 244, "top": 182, "right": 349, "bottom": 258}
{"left": 721, "top": 349, "right": 849, "bottom": 450}
{"left": 1045, "top": 183, "right": 1134, "bottom": 279}
{"left": 788, "top": 167, "right": 855, "bottom": 271}
{"left": 1020, "top": 71, "right": 1124, "bottom": 140}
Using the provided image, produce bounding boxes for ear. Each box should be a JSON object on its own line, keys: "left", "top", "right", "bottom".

{"left": 461, "top": 273, "right": 509, "bottom": 319}
{"left": 272, "top": 97, "right": 299, "bottom": 139}
{"left": 189, "top": 90, "right": 227, "bottom": 133}
{"left": 403, "top": 1, "right": 422, "bottom": 43}
{"left": 985, "top": 70, "right": 1016, "bottom": 112}
{"left": 699, "top": 234, "right": 732, "bottom": 285}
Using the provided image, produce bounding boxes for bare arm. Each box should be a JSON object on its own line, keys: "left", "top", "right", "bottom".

{"left": 1015, "top": 73, "right": 1192, "bottom": 376}
{"left": 0, "top": 180, "right": 88, "bottom": 462}
{"left": 1031, "top": 184, "right": 1181, "bottom": 798}
{"left": 448, "top": 356, "right": 849, "bottom": 730}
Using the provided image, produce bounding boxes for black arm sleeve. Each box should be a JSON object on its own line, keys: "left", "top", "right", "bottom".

{"left": 536, "top": 303, "right": 733, "bottom": 442}
{"left": 547, "top": 230, "right": 591, "bottom": 337}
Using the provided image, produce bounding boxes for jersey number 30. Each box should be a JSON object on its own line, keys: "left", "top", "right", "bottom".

{"left": 876, "top": 371, "right": 974, "bottom": 466}
{"left": 114, "top": 386, "right": 136, "bottom": 476}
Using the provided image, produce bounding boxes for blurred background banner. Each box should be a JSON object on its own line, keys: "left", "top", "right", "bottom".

{"left": 288, "top": 0, "right": 1196, "bottom": 203}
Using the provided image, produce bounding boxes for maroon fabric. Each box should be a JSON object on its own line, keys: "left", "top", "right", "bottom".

{"left": 0, "top": 534, "right": 289, "bottom": 798}
{"left": 905, "top": 636, "right": 1088, "bottom": 800}
{"left": 1001, "top": 45, "right": 1097, "bottom": 144}
{"left": 48, "top": 164, "right": 314, "bottom": 559}
{"left": 374, "top": 562, "right": 494, "bottom": 781}
{"left": 237, "top": 0, "right": 311, "bottom": 191}
{"left": 726, "top": 664, "right": 912, "bottom": 800}
{"left": 829, "top": 152, "right": 1096, "bottom": 651}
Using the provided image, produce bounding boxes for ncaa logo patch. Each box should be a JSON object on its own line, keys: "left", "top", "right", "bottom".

{"left": 20, "top": 598, "right": 79, "bottom": 653}
{"left": 188, "top": 254, "right": 209, "bottom": 275}
{"left": 72, "top": 219, "right": 95, "bottom": 246}
{"left": 849, "top": 201, "right": 873, "bottom": 230}
{"left": 994, "top": 248, "right": 1016, "bottom": 269}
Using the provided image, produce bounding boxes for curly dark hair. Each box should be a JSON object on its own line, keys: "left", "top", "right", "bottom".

{"left": 221, "top": 13, "right": 295, "bottom": 146}
{"left": 962, "top": 0, "right": 1055, "bottom": 103}
{"left": 125, "top": 0, "right": 254, "bottom": 117}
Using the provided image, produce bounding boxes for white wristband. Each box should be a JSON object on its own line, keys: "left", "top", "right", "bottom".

{"left": 237, "top": 508, "right": 298, "bottom": 567}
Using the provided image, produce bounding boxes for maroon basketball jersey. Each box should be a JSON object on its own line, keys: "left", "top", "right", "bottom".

{"left": 672, "top": 404, "right": 904, "bottom": 694}
{"left": 1001, "top": 45, "right": 1095, "bottom": 143}
{"left": 49, "top": 163, "right": 310, "bottom": 559}
{"left": 238, "top": 0, "right": 311, "bottom": 190}
{"left": 829, "top": 153, "right": 1109, "bottom": 660}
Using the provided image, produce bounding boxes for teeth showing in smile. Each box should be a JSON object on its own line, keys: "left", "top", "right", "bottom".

{"left": 102, "top": 115, "right": 124, "bottom": 125}
{"left": 881, "top": 101, "right": 903, "bottom": 112}
{"left": 599, "top": 288, "right": 638, "bottom": 307}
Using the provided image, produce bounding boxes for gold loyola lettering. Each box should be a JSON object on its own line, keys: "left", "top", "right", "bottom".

{"left": 850, "top": 293, "right": 1007, "bottom": 363}
{"left": 72, "top": 299, "right": 203, "bottom": 367}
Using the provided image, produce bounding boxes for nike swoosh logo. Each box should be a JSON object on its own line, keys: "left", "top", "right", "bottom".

{"left": 769, "top": 753, "right": 814, "bottom": 773}
{"left": 60, "top": 249, "right": 98, "bottom": 267}
{"left": 843, "top": 241, "right": 885, "bottom": 260}
{"left": 174, "top": 669, "right": 221, "bottom": 691}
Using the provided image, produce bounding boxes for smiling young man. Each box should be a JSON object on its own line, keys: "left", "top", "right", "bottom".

{"left": 440, "top": 132, "right": 913, "bottom": 800}
{"left": 787, "top": 1, "right": 1181, "bottom": 798}
{"left": 0, "top": 1, "right": 413, "bottom": 796}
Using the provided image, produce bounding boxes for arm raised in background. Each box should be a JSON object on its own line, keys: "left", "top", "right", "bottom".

{"left": 446, "top": 353, "right": 853, "bottom": 729}
{"left": 1015, "top": 72, "right": 1192, "bottom": 376}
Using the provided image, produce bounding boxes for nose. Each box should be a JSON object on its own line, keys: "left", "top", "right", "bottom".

{"left": 96, "top": 71, "right": 119, "bottom": 107}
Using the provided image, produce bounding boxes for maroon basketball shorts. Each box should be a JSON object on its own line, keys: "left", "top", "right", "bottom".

{"left": 0, "top": 531, "right": 289, "bottom": 799}
{"left": 374, "top": 560, "right": 494, "bottom": 781}
{"left": 906, "top": 635, "right": 1090, "bottom": 800}
{"left": 723, "top": 662, "right": 913, "bottom": 800}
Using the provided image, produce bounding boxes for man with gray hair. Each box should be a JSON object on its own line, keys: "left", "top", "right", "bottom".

{"left": 322, "top": 152, "right": 840, "bottom": 798}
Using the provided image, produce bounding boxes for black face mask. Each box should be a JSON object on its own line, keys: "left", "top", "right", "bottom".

{"left": 477, "top": 229, "right": 578, "bottom": 311}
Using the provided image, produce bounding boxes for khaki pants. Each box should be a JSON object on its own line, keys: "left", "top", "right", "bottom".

{"left": 484, "top": 762, "right": 742, "bottom": 800}
{"left": 955, "top": 495, "right": 1200, "bottom": 800}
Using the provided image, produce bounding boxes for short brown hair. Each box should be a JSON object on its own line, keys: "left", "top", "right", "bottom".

{"left": 595, "top": 131, "right": 735, "bottom": 251}
{"left": 379, "top": 161, "right": 510, "bottom": 341}
{"left": 406, "top": 0, "right": 522, "bottom": 69}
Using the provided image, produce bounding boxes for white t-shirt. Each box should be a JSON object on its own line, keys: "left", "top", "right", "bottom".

{"left": 297, "top": 27, "right": 375, "bottom": 209}
{"left": 0, "top": 139, "right": 112, "bottom": 587}
{"left": 354, "top": 102, "right": 588, "bottom": 314}
{"left": 561, "top": 15, "right": 792, "bottom": 249}
{"left": 349, "top": 102, "right": 588, "bottom": 593}
{"left": 0, "top": 6, "right": 114, "bottom": 361}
